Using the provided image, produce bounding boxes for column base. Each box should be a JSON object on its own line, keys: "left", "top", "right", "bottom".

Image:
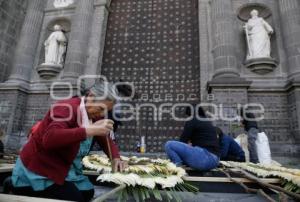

{"left": 5, "top": 75, "right": 30, "bottom": 86}
{"left": 212, "top": 68, "right": 240, "bottom": 79}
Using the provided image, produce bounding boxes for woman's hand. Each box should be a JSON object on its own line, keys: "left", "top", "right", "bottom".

{"left": 112, "top": 158, "right": 128, "bottom": 173}
{"left": 85, "top": 119, "right": 114, "bottom": 137}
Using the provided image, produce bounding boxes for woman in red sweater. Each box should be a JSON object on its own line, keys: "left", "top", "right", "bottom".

{"left": 11, "top": 81, "right": 126, "bottom": 202}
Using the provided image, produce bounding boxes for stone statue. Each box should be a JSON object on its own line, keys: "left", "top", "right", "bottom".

{"left": 44, "top": 24, "right": 67, "bottom": 65}
{"left": 244, "top": 9, "right": 274, "bottom": 60}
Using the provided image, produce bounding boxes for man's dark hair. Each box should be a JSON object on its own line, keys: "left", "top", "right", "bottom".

{"left": 215, "top": 127, "right": 224, "bottom": 136}
{"left": 185, "top": 105, "right": 207, "bottom": 118}
{"left": 197, "top": 106, "right": 207, "bottom": 118}
{"left": 116, "top": 79, "right": 133, "bottom": 97}
{"left": 185, "top": 106, "right": 192, "bottom": 116}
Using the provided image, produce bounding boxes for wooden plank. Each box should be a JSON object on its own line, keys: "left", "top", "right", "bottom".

{"left": 93, "top": 184, "right": 126, "bottom": 202}
{"left": 0, "top": 164, "right": 14, "bottom": 173}
{"left": 84, "top": 169, "right": 280, "bottom": 184}
{"left": 185, "top": 167, "right": 243, "bottom": 172}
{"left": 83, "top": 170, "right": 99, "bottom": 176}
{"left": 0, "top": 194, "right": 71, "bottom": 202}
{"left": 183, "top": 176, "right": 281, "bottom": 184}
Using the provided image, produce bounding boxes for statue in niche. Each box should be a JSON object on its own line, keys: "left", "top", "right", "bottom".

{"left": 44, "top": 24, "right": 67, "bottom": 65}
{"left": 244, "top": 9, "right": 274, "bottom": 60}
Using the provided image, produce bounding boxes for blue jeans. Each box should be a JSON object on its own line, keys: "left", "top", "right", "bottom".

{"left": 165, "top": 141, "right": 219, "bottom": 170}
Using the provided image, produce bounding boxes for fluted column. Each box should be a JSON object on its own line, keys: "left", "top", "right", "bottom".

{"left": 207, "top": 0, "right": 251, "bottom": 136}
{"left": 7, "top": 0, "right": 46, "bottom": 84}
{"left": 211, "top": 0, "right": 239, "bottom": 78}
{"left": 85, "top": 0, "right": 110, "bottom": 76}
{"left": 279, "top": 0, "right": 300, "bottom": 79}
{"left": 63, "top": 0, "right": 94, "bottom": 80}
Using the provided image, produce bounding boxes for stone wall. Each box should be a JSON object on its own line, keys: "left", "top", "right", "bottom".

{"left": 0, "top": 0, "right": 299, "bottom": 157}
{"left": 22, "top": 94, "right": 51, "bottom": 133}
{"left": 0, "top": 89, "right": 28, "bottom": 152}
{"left": 247, "top": 92, "right": 297, "bottom": 156}
{"left": 0, "top": 0, "right": 28, "bottom": 82}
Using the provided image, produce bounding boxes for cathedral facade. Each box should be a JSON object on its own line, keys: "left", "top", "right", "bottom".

{"left": 0, "top": 0, "right": 299, "bottom": 158}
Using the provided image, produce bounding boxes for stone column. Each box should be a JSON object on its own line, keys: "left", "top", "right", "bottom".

{"left": 6, "top": 0, "right": 46, "bottom": 84}
{"left": 280, "top": 0, "right": 300, "bottom": 153}
{"left": 211, "top": 0, "right": 239, "bottom": 78}
{"left": 207, "top": 0, "right": 251, "bottom": 134}
{"left": 279, "top": 0, "right": 300, "bottom": 79}
{"left": 62, "top": 0, "right": 94, "bottom": 80}
{"left": 198, "top": 0, "right": 214, "bottom": 101}
{"left": 85, "top": 0, "right": 110, "bottom": 85}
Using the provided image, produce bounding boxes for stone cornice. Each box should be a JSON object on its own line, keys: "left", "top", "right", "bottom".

{"left": 0, "top": 83, "right": 30, "bottom": 93}
{"left": 207, "top": 77, "right": 252, "bottom": 93}
{"left": 285, "top": 78, "right": 300, "bottom": 92}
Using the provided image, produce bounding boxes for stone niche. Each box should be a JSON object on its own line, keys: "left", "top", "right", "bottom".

{"left": 36, "top": 18, "right": 71, "bottom": 79}
{"left": 237, "top": 3, "right": 278, "bottom": 75}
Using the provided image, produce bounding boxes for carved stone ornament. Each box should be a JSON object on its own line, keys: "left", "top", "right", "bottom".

{"left": 53, "top": 0, "right": 74, "bottom": 9}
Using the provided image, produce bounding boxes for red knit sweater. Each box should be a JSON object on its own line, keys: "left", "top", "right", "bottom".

{"left": 20, "top": 97, "right": 120, "bottom": 185}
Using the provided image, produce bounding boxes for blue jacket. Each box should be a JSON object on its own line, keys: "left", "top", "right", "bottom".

{"left": 220, "top": 134, "right": 245, "bottom": 162}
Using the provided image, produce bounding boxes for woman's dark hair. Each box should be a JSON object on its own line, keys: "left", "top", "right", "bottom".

{"left": 242, "top": 112, "right": 258, "bottom": 131}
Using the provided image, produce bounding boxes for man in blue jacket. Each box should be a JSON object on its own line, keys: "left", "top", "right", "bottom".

{"left": 216, "top": 127, "right": 245, "bottom": 162}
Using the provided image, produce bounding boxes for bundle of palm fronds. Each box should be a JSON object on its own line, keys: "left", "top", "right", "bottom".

{"left": 82, "top": 154, "right": 198, "bottom": 201}
{"left": 221, "top": 161, "right": 300, "bottom": 194}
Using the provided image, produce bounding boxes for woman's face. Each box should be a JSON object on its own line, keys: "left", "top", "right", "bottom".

{"left": 85, "top": 93, "right": 115, "bottom": 119}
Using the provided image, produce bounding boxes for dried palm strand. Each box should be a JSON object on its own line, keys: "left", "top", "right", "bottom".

{"left": 221, "top": 161, "right": 300, "bottom": 197}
